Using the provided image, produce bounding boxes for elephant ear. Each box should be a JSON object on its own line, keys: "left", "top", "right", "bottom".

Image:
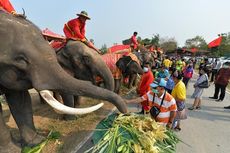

{"left": 116, "top": 56, "right": 132, "bottom": 72}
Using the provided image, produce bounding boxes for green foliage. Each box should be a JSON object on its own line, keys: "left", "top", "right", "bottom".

{"left": 184, "top": 35, "right": 207, "bottom": 50}
{"left": 21, "top": 131, "right": 61, "bottom": 153}
{"left": 160, "top": 37, "right": 178, "bottom": 52}
{"left": 0, "top": 96, "right": 6, "bottom": 104}
{"left": 89, "top": 113, "right": 180, "bottom": 153}
{"left": 141, "top": 34, "right": 160, "bottom": 47}
{"left": 100, "top": 44, "right": 108, "bottom": 54}
{"left": 218, "top": 34, "right": 230, "bottom": 56}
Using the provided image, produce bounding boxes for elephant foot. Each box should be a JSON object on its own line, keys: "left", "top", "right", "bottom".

{"left": 63, "top": 114, "right": 77, "bottom": 120}
{"left": 0, "top": 142, "right": 21, "bottom": 153}
{"left": 21, "top": 133, "right": 45, "bottom": 148}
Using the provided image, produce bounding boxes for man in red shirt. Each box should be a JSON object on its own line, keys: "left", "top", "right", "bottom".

{"left": 130, "top": 31, "right": 138, "bottom": 50}
{"left": 209, "top": 62, "right": 230, "bottom": 103}
{"left": 137, "top": 63, "right": 154, "bottom": 113}
{"left": 63, "top": 11, "right": 100, "bottom": 53}
{"left": 0, "top": 0, "right": 16, "bottom": 14}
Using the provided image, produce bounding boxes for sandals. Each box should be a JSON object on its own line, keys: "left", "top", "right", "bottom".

{"left": 174, "top": 127, "right": 181, "bottom": 131}
{"left": 188, "top": 107, "right": 195, "bottom": 110}
{"left": 188, "top": 106, "right": 201, "bottom": 110}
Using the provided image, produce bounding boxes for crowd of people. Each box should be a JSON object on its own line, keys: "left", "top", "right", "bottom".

{"left": 126, "top": 48, "right": 230, "bottom": 131}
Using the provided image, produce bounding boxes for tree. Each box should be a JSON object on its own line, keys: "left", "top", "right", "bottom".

{"left": 184, "top": 36, "right": 207, "bottom": 50}
{"left": 100, "top": 44, "right": 107, "bottom": 54}
{"left": 140, "top": 34, "right": 160, "bottom": 46}
{"left": 208, "top": 33, "right": 230, "bottom": 57}
{"left": 160, "top": 37, "right": 178, "bottom": 52}
{"left": 151, "top": 34, "right": 160, "bottom": 47}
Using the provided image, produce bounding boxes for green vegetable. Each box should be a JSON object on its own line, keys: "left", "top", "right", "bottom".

{"left": 87, "top": 113, "right": 180, "bottom": 153}
{"left": 21, "top": 131, "right": 60, "bottom": 153}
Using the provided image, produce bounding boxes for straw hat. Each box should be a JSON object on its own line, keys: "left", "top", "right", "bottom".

{"left": 77, "top": 11, "right": 90, "bottom": 20}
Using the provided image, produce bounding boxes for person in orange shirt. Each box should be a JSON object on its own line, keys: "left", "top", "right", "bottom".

{"left": 137, "top": 63, "right": 154, "bottom": 113}
{"left": 126, "top": 78, "right": 177, "bottom": 128}
{"left": 130, "top": 31, "right": 138, "bottom": 51}
{"left": 63, "top": 11, "right": 100, "bottom": 53}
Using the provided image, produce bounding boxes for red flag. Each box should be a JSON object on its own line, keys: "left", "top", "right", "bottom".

{"left": 208, "top": 36, "right": 222, "bottom": 48}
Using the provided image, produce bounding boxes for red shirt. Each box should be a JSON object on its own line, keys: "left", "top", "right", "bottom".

{"left": 63, "top": 17, "right": 86, "bottom": 40}
{"left": 0, "top": 0, "right": 15, "bottom": 13}
{"left": 131, "top": 35, "right": 138, "bottom": 49}
{"left": 215, "top": 68, "right": 230, "bottom": 86}
{"left": 137, "top": 70, "right": 154, "bottom": 96}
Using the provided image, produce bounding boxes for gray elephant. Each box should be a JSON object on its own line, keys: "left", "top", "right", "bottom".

{"left": 55, "top": 40, "right": 115, "bottom": 120}
{"left": 101, "top": 53, "right": 144, "bottom": 93}
{"left": 0, "top": 11, "right": 127, "bottom": 152}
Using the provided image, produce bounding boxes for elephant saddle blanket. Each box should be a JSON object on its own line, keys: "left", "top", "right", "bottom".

{"left": 102, "top": 53, "right": 123, "bottom": 79}
{"left": 127, "top": 53, "right": 140, "bottom": 65}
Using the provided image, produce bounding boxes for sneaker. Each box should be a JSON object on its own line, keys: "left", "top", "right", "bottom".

{"left": 224, "top": 106, "right": 230, "bottom": 109}
{"left": 209, "top": 97, "right": 217, "bottom": 99}
{"left": 215, "top": 99, "right": 223, "bottom": 102}
{"left": 196, "top": 106, "right": 201, "bottom": 110}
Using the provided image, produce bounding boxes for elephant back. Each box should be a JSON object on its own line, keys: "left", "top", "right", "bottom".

{"left": 126, "top": 53, "right": 140, "bottom": 65}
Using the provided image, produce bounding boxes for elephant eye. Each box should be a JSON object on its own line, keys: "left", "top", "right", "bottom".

{"left": 82, "top": 55, "right": 91, "bottom": 64}
{"left": 14, "top": 54, "right": 28, "bottom": 68}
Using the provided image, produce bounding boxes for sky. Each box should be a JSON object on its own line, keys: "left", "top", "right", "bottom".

{"left": 12, "top": 0, "right": 230, "bottom": 48}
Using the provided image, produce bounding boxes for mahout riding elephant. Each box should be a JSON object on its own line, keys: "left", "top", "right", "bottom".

{"left": 0, "top": 11, "right": 127, "bottom": 152}
{"left": 55, "top": 40, "right": 115, "bottom": 120}
{"left": 101, "top": 53, "right": 144, "bottom": 93}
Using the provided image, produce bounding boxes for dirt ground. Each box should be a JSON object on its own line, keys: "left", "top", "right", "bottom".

{"left": 1, "top": 87, "right": 132, "bottom": 153}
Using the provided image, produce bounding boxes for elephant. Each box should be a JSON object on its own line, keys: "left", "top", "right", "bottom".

{"left": 101, "top": 53, "right": 144, "bottom": 93}
{"left": 55, "top": 40, "right": 115, "bottom": 120}
{"left": 0, "top": 11, "right": 127, "bottom": 152}
{"left": 133, "top": 50, "right": 156, "bottom": 69}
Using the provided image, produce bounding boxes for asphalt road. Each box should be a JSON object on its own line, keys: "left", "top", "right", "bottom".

{"left": 176, "top": 75, "right": 230, "bottom": 153}
{"left": 74, "top": 74, "right": 230, "bottom": 153}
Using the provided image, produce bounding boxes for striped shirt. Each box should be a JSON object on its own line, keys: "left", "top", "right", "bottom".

{"left": 142, "top": 91, "right": 177, "bottom": 125}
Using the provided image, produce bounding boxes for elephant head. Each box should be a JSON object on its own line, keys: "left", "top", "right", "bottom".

{"left": 116, "top": 56, "right": 144, "bottom": 77}
{"left": 56, "top": 40, "right": 114, "bottom": 91}
{"left": 0, "top": 11, "right": 127, "bottom": 150}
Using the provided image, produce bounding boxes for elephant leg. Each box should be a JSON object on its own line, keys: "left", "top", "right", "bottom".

{"left": 128, "top": 74, "right": 137, "bottom": 89}
{"left": 53, "top": 92, "right": 63, "bottom": 103}
{"left": 5, "top": 91, "right": 44, "bottom": 147}
{"left": 132, "top": 74, "right": 138, "bottom": 87}
{"left": 0, "top": 104, "right": 11, "bottom": 145}
{"left": 0, "top": 103, "right": 21, "bottom": 153}
{"left": 114, "top": 79, "right": 121, "bottom": 94}
{"left": 74, "top": 96, "right": 82, "bottom": 108}
{"left": 61, "top": 93, "right": 76, "bottom": 120}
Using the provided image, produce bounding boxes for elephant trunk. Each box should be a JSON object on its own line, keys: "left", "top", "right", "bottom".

{"left": 32, "top": 62, "right": 127, "bottom": 113}
{"left": 94, "top": 56, "right": 114, "bottom": 91}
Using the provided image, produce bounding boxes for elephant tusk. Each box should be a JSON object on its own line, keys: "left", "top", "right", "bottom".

{"left": 39, "top": 90, "right": 104, "bottom": 115}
